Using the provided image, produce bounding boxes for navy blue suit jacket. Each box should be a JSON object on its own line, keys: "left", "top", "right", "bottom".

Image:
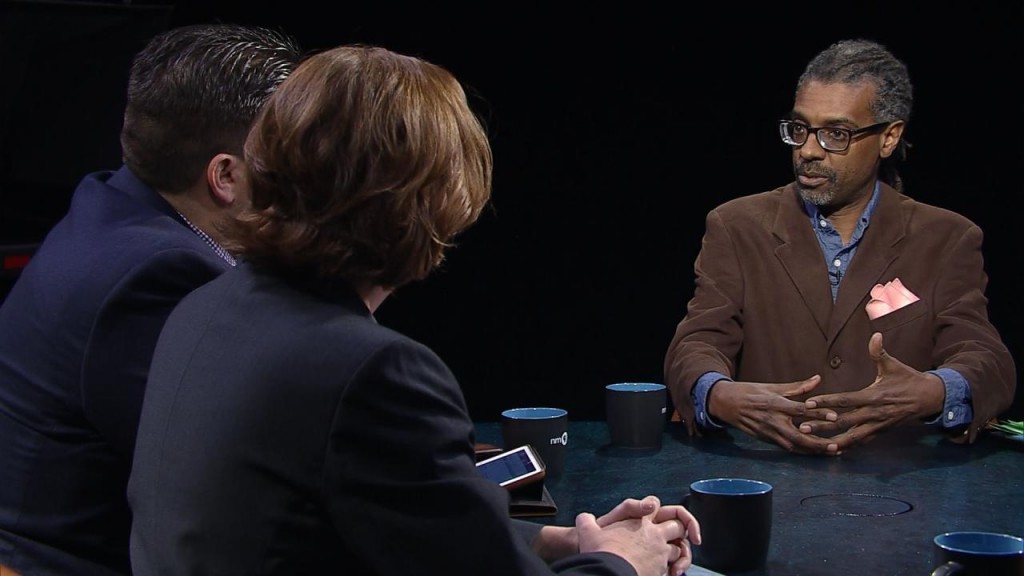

{"left": 128, "top": 263, "right": 635, "bottom": 576}
{"left": 0, "top": 166, "right": 231, "bottom": 575}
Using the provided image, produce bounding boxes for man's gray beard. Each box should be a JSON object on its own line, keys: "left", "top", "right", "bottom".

{"left": 798, "top": 186, "right": 835, "bottom": 207}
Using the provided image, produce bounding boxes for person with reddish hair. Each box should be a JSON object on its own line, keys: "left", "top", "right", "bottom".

{"left": 128, "top": 44, "right": 700, "bottom": 576}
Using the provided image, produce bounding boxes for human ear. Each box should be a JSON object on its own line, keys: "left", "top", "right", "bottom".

{"left": 878, "top": 121, "right": 906, "bottom": 159}
{"left": 205, "top": 153, "right": 247, "bottom": 207}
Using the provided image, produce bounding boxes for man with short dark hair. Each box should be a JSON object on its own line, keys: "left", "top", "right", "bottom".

{"left": 0, "top": 24, "right": 302, "bottom": 575}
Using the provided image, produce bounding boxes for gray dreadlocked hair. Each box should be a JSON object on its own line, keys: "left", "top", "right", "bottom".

{"left": 797, "top": 39, "right": 913, "bottom": 191}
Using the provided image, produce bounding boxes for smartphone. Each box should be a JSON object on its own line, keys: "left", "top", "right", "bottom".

{"left": 475, "top": 444, "right": 546, "bottom": 490}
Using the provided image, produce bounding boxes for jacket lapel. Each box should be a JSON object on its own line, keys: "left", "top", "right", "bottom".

{"left": 773, "top": 184, "right": 833, "bottom": 338}
{"left": 827, "top": 184, "right": 906, "bottom": 339}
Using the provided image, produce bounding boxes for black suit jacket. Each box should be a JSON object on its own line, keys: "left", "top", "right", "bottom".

{"left": 128, "top": 263, "right": 635, "bottom": 575}
{"left": 0, "top": 167, "right": 230, "bottom": 575}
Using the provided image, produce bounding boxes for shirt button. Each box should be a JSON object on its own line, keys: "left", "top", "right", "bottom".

{"left": 819, "top": 219, "right": 828, "bottom": 228}
{"left": 829, "top": 356, "right": 842, "bottom": 369}
{"left": 947, "top": 411, "right": 955, "bottom": 421}
{"left": 833, "top": 258, "right": 841, "bottom": 268}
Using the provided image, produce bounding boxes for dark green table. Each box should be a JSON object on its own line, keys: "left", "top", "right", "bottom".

{"left": 474, "top": 420, "right": 1024, "bottom": 575}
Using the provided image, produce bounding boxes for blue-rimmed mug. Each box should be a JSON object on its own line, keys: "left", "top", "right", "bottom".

{"left": 931, "top": 531, "right": 1024, "bottom": 575}
{"left": 683, "top": 478, "right": 773, "bottom": 573}
{"left": 501, "top": 407, "right": 568, "bottom": 478}
{"left": 605, "top": 382, "right": 666, "bottom": 449}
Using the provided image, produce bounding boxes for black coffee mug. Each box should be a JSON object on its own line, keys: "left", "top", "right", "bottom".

{"left": 501, "top": 407, "right": 568, "bottom": 478}
{"left": 683, "top": 478, "right": 773, "bottom": 573}
{"left": 931, "top": 531, "right": 1024, "bottom": 575}
{"left": 605, "top": 382, "right": 666, "bottom": 449}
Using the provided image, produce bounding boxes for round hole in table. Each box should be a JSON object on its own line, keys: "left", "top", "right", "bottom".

{"left": 799, "top": 493, "right": 913, "bottom": 517}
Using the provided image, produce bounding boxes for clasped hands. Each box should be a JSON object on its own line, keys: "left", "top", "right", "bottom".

{"left": 708, "top": 331, "right": 946, "bottom": 456}
{"left": 536, "top": 495, "right": 701, "bottom": 576}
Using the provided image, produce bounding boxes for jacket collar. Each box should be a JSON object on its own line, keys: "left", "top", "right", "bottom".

{"left": 773, "top": 181, "right": 907, "bottom": 339}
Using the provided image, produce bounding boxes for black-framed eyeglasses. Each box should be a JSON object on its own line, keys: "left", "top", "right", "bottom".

{"left": 778, "top": 120, "right": 890, "bottom": 152}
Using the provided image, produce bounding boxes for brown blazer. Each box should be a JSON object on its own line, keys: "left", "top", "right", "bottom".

{"left": 664, "top": 182, "right": 1016, "bottom": 443}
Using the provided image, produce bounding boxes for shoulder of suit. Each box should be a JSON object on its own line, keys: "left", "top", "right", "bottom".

{"left": 894, "top": 192, "right": 978, "bottom": 230}
{"left": 711, "top": 185, "right": 790, "bottom": 219}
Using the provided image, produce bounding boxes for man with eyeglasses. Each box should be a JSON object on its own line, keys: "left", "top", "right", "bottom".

{"left": 663, "top": 39, "right": 1015, "bottom": 456}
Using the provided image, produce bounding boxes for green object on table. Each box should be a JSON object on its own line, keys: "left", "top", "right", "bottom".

{"left": 987, "top": 419, "right": 1024, "bottom": 435}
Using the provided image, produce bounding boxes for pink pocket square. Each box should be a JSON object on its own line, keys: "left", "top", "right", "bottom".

{"left": 865, "top": 278, "right": 919, "bottom": 320}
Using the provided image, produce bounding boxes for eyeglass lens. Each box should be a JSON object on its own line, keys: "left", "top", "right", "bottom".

{"left": 780, "top": 122, "right": 853, "bottom": 152}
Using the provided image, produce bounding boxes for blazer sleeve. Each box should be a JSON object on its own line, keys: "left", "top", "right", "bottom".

{"left": 930, "top": 224, "right": 1016, "bottom": 441}
{"left": 81, "top": 247, "right": 226, "bottom": 461}
{"left": 664, "top": 208, "right": 745, "bottom": 436}
{"left": 322, "top": 339, "right": 636, "bottom": 576}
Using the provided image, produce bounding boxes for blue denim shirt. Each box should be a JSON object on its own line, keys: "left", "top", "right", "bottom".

{"left": 692, "top": 182, "right": 972, "bottom": 430}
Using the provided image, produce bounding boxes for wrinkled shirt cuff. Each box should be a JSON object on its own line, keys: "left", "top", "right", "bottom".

{"left": 926, "top": 368, "right": 972, "bottom": 428}
{"left": 692, "top": 372, "right": 731, "bottom": 429}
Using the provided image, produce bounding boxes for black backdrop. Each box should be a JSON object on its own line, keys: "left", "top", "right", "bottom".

{"left": 2, "top": 1, "right": 1021, "bottom": 422}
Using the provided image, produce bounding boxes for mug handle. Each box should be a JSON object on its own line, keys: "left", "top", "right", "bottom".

{"left": 930, "top": 561, "right": 965, "bottom": 576}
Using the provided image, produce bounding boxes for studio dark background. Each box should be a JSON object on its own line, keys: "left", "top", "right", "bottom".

{"left": 2, "top": 1, "right": 1021, "bottom": 422}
